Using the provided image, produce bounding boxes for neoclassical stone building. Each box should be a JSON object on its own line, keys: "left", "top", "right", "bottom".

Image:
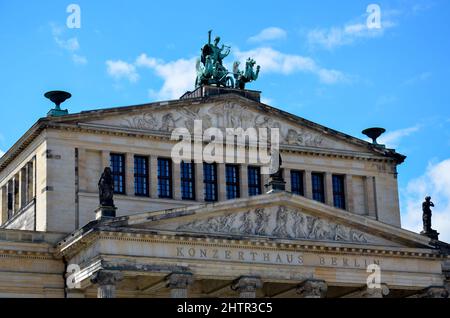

{"left": 0, "top": 86, "right": 448, "bottom": 298}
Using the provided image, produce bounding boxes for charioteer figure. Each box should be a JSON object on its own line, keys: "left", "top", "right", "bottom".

{"left": 195, "top": 30, "right": 260, "bottom": 89}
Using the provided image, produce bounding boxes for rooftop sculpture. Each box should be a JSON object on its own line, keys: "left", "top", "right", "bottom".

{"left": 195, "top": 30, "right": 260, "bottom": 90}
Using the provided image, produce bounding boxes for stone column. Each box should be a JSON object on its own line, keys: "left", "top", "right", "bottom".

{"left": 91, "top": 271, "right": 123, "bottom": 298}
{"left": 77, "top": 148, "right": 87, "bottom": 193}
{"left": 240, "top": 165, "right": 249, "bottom": 198}
{"left": 27, "top": 159, "right": 36, "bottom": 200}
{"left": 297, "top": 279, "right": 327, "bottom": 298}
{"left": 173, "top": 162, "right": 182, "bottom": 200}
{"left": 283, "top": 168, "right": 291, "bottom": 193}
{"left": 125, "top": 153, "right": 135, "bottom": 196}
{"left": 344, "top": 175, "right": 354, "bottom": 213}
{"left": 232, "top": 276, "right": 263, "bottom": 298}
{"left": 325, "top": 172, "right": 334, "bottom": 206}
{"left": 218, "top": 163, "right": 226, "bottom": 201}
{"left": 0, "top": 186, "right": 7, "bottom": 224}
{"left": 365, "top": 176, "right": 378, "bottom": 218}
{"left": 165, "top": 272, "right": 194, "bottom": 298}
{"left": 101, "top": 151, "right": 110, "bottom": 170}
{"left": 13, "top": 175, "right": 18, "bottom": 214}
{"left": 417, "top": 286, "right": 449, "bottom": 298}
{"left": 195, "top": 162, "right": 204, "bottom": 202}
{"left": 304, "top": 170, "right": 313, "bottom": 200}
{"left": 150, "top": 156, "right": 158, "bottom": 198}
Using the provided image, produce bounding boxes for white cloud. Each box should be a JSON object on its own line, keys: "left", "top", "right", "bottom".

{"left": 136, "top": 54, "right": 197, "bottom": 100}
{"left": 0, "top": 149, "right": 4, "bottom": 157}
{"left": 260, "top": 97, "right": 273, "bottom": 105}
{"left": 402, "top": 72, "right": 432, "bottom": 86}
{"left": 307, "top": 14, "right": 397, "bottom": 50}
{"left": 50, "top": 23, "right": 87, "bottom": 65}
{"left": 401, "top": 159, "right": 450, "bottom": 243}
{"left": 106, "top": 60, "right": 139, "bottom": 83}
{"left": 378, "top": 125, "right": 421, "bottom": 148}
{"left": 235, "top": 47, "right": 348, "bottom": 84}
{"left": 376, "top": 95, "right": 398, "bottom": 107}
{"left": 248, "top": 27, "right": 287, "bottom": 43}
{"left": 72, "top": 54, "right": 88, "bottom": 65}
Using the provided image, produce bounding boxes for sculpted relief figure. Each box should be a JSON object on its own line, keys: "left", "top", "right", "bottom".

{"left": 176, "top": 206, "right": 371, "bottom": 244}
{"left": 272, "top": 206, "right": 289, "bottom": 238}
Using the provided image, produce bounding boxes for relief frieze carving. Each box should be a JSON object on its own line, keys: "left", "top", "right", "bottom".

{"left": 176, "top": 206, "right": 369, "bottom": 243}
{"left": 118, "top": 102, "right": 326, "bottom": 147}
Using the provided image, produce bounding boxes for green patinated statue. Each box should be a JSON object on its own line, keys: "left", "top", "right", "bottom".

{"left": 195, "top": 30, "right": 260, "bottom": 90}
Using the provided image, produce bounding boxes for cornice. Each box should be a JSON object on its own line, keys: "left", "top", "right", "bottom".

{"left": 57, "top": 227, "right": 443, "bottom": 262}
{"left": 47, "top": 122, "right": 397, "bottom": 164}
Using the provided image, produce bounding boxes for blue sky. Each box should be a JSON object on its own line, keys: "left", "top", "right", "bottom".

{"left": 0, "top": 0, "right": 449, "bottom": 239}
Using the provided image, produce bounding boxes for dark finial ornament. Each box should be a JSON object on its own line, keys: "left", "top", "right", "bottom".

{"left": 362, "top": 127, "right": 386, "bottom": 145}
{"left": 420, "top": 196, "right": 439, "bottom": 240}
{"left": 95, "top": 167, "right": 117, "bottom": 220}
{"left": 44, "top": 90, "right": 71, "bottom": 117}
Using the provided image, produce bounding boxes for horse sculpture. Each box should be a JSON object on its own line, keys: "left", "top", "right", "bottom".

{"left": 233, "top": 58, "right": 260, "bottom": 90}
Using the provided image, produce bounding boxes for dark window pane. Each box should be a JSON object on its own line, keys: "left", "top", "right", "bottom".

{"left": 226, "top": 165, "right": 240, "bottom": 200}
{"left": 181, "top": 161, "right": 195, "bottom": 200}
{"left": 134, "top": 156, "right": 149, "bottom": 197}
{"left": 158, "top": 158, "right": 172, "bottom": 198}
{"left": 203, "top": 163, "right": 218, "bottom": 202}
{"left": 332, "top": 175, "right": 346, "bottom": 210}
{"left": 311, "top": 173, "right": 325, "bottom": 203}
{"left": 291, "top": 170, "right": 304, "bottom": 196}
{"left": 110, "top": 154, "right": 125, "bottom": 194}
{"left": 248, "top": 166, "right": 261, "bottom": 196}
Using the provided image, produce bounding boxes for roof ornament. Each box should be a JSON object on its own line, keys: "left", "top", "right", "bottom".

{"left": 195, "top": 30, "right": 260, "bottom": 90}
{"left": 44, "top": 90, "right": 71, "bottom": 117}
{"left": 362, "top": 127, "right": 386, "bottom": 146}
{"left": 421, "top": 196, "right": 439, "bottom": 240}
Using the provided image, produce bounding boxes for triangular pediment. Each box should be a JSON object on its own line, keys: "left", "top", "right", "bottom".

{"left": 53, "top": 94, "right": 392, "bottom": 156}
{"left": 119, "top": 192, "right": 433, "bottom": 249}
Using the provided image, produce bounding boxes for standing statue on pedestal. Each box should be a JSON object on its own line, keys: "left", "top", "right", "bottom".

{"left": 195, "top": 30, "right": 260, "bottom": 90}
{"left": 98, "top": 167, "right": 115, "bottom": 207}
{"left": 420, "top": 196, "right": 439, "bottom": 240}
{"left": 265, "top": 149, "right": 286, "bottom": 193}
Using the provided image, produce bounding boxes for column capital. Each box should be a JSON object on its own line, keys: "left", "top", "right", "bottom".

{"left": 231, "top": 276, "right": 263, "bottom": 298}
{"left": 165, "top": 272, "right": 194, "bottom": 290}
{"left": 90, "top": 270, "right": 123, "bottom": 286}
{"left": 344, "top": 284, "right": 390, "bottom": 298}
{"left": 297, "top": 279, "right": 328, "bottom": 298}
{"left": 418, "top": 286, "right": 449, "bottom": 298}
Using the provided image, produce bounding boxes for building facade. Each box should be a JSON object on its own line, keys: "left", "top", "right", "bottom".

{"left": 0, "top": 87, "right": 449, "bottom": 298}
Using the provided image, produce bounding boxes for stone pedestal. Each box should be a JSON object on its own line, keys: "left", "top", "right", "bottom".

{"left": 265, "top": 177, "right": 286, "bottom": 193}
{"left": 165, "top": 272, "right": 194, "bottom": 298}
{"left": 296, "top": 279, "right": 328, "bottom": 298}
{"left": 231, "top": 276, "right": 263, "bottom": 298}
{"left": 420, "top": 229, "right": 439, "bottom": 240}
{"left": 90, "top": 271, "right": 123, "bottom": 298}
{"left": 95, "top": 206, "right": 117, "bottom": 220}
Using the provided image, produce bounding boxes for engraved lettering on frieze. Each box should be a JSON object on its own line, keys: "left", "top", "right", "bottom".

{"left": 177, "top": 206, "right": 369, "bottom": 243}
